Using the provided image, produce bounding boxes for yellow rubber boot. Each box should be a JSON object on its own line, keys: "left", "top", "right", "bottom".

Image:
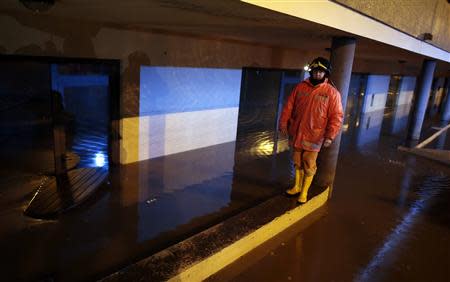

{"left": 298, "top": 174, "right": 314, "bottom": 203}
{"left": 286, "top": 168, "right": 304, "bottom": 195}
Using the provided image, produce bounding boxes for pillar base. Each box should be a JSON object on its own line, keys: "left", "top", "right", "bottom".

{"left": 405, "top": 139, "right": 419, "bottom": 148}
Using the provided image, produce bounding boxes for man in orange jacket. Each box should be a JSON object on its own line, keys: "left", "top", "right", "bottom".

{"left": 279, "top": 57, "right": 343, "bottom": 203}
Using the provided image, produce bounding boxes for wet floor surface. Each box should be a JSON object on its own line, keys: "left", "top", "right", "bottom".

{"left": 1, "top": 101, "right": 449, "bottom": 281}
{"left": 0, "top": 139, "right": 290, "bottom": 281}
{"left": 209, "top": 112, "right": 450, "bottom": 282}
{"left": 1, "top": 66, "right": 299, "bottom": 281}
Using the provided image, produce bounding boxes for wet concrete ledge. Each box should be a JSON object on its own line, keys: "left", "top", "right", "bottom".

{"left": 398, "top": 146, "right": 450, "bottom": 166}
{"left": 101, "top": 186, "right": 329, "bottom": 282}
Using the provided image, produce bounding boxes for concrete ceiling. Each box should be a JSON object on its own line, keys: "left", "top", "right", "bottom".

{"left": 1, "top": 0, "right": 449, "bottom": 75}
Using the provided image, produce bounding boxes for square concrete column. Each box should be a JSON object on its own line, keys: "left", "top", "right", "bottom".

{"left": 406, "top": 59, "right": 436, "bottom": 146}
{"left": 315, "top": 37, "right": 356, "bottom": 191}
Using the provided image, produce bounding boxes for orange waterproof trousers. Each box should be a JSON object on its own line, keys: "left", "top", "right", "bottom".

{"left": 293, "top": 148, "right": 318, "bottom": 176}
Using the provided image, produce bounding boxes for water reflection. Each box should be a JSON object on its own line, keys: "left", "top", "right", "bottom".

{"left": 355, "top": 176, "right": 448, "bottom": 282}
{"left": 4, "top": 63, "right": 442, "bottom": 281}
{"left": 134, "top": 142, "right": 236, "bottom": 242}
{"left": 397, "top": 156, "right": 415, "bottom": 208}
{"left": 51, "top": 63, "right": 110, "bottom": 170}
{"left": 70, "top": 119, "right": 108, "bottom": 168}
{"left": 344, "top": 74, "right": 366, "bottom": 125}
{"left": 435, "top": 127, "right": 448, "bottom": 149}
{"left": 342, "top": 74, "right": 417, "bottom": 150}
{"left": 252, "top": 136, "right": 275, "bottom": 156}
{"left": 0, "top": 58, "right": 117, "bottom": 277}
{"left": 430, "top": 121, "right": 449, "bottom": 150}
{"left": 384, "top": 104, "right": 412, "bottom": 135}
{"left": 94, "top": 152, "right": 106, "bottom": 167}
{"left": 0, "top": 60, "right": 53, "bottom": 174}
{"left": 356, "top": 110, "right": 385, "bottom": 148}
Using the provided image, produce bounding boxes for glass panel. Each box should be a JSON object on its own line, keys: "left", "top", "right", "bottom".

{"left": 0, "top": 60, "right": 53, "bottom": 175}
{"left": 50, "top": 63, "right": 110, "bottom": 169}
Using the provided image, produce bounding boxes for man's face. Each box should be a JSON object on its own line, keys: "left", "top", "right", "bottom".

{"left": 311, "top": 68, "right": 326, "bottom": 80}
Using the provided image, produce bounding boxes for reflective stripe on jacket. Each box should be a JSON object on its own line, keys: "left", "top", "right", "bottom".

{"left": 279, "top": 78, "right": 343, "bottom": 152}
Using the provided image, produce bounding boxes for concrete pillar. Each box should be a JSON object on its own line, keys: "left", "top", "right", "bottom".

{"left": 406, "top": 59, "right": 436, "bottom": 145}
{"left": 315, "top": 37, "right": 356, "bottom": 191}
{"left": 440, "top": 78, "right": 450, "bottom": 122}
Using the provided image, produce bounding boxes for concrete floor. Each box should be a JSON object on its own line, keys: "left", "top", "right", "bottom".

{"left": 209, "top": 111, "right": 450, "bottom": 282}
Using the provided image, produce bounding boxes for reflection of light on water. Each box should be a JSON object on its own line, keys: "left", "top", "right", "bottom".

{"left": 256, "top": 140, "right": 274, "bottom": 156}
{"left": 355, "top": 179, "right": 439, "bottom": 282}
{"left": 276, "top": 138, "right": 290, "bottom": 153}
{"left": 94, "top": 152, "right": 106, "bottom": 167}
{"left": 249, "top": 139, "right": 274, "bottom": 156}
{"left": 342, "top": 123, "right": 349, "bottom": 132}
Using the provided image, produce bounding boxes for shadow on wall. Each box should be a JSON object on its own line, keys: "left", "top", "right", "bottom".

{"left": 119, "top": 51, "right": 151, "bottom": 164}
{"left": 9, "top": 13, "right": 98, "bottom": 57}
{"left": 61, "top": 26, "right": 96, "bottom": 57}
{"left": 14, "top": 41, "right": 62, "bottom": 57}
{"left": 138, "top": 69, "right": 168, "bottom": 159}
{"left": 121, "top": 51, "right": 151, "bottom": 118}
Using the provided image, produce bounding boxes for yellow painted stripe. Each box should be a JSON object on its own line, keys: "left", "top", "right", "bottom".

{"left": 168, "top": 187, "right": 330, "bottom": 282}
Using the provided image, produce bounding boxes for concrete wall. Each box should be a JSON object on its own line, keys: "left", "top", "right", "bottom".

{"left": 362, "top": 75, "right": 390, "bottom": 113}
{"left": 0, "top": 14, "right": 312, "bottom": 164}
{"left": 397, "top": 76, "right": 416, "bottom": 106}
{"left": 134, "top": 108, "right": 239, "bottom": 161}
{"left": 132, "top": 66, "right": 241, "bottom": 161}
{"left": 334, "top": 0, "right": 450, "bottom": 52}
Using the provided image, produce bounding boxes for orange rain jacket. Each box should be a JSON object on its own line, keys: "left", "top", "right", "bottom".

{"left": 279, "top": 78, "right": 343, "bottom": 152}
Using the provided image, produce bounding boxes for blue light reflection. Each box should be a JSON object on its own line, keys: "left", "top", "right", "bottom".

{"left": 94, "top": 152, "right": 106, "bottom": 167}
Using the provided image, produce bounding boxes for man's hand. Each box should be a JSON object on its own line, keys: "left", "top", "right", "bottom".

{"left": 323, "top": 138, "right": 332, "bottom": 148}
{"left": 280, "top": 127, "right": 288, "bottom": 136}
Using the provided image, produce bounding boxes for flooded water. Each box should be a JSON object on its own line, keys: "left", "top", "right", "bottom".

{"left": 0, "top": 63, "right": 448, "bottom": 282}
{"left": 209, "top": 111, "right": 450, "bottom": 282}
{"left": 0, "top": 141, "right": 291, "bottom": 281}
{"left": 0, "top": 65, "right": 296, "bottom": 281}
